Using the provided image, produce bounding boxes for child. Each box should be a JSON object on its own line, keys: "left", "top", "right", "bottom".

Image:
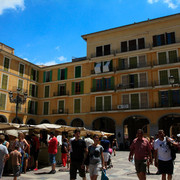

{"left": 10, "top": 145, "right": 21, "bottom": 180}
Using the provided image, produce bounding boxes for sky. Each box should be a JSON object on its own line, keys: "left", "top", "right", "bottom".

{"left": 0, "top": 0, "right": 180, "bottom": 66}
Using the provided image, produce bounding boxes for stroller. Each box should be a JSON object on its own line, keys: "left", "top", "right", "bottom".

{"left": 107, "top": 148, "right": 113, "bottom": 169}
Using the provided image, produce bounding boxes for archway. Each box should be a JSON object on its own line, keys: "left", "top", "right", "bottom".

{"left": 40, "top": 119, "right": 50, "bottom": 124}
{"left": 27, "top": 119, "right": 36, "bottom": 125}
{"left": 55, "top": 119, "right": 66, "bottom": 125}
{"left": 71, "top": 118, "right": 84, "bottom": 127}
{"left": 123, "top": 115, "right": 149, "bottom": 144}
{"left": 158, "top": 114, "right": 180, "bottom": 136}
{"left": 12, "top": 117, "right": 22, "bottom": 124}
{"left": 0, "top": 115, "right": 7, "bottom": 123}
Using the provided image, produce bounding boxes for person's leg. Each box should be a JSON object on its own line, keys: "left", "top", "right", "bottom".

{"left": 52, "top": 163, "right": 56, "bottom": 171}
{"left": 139, "top": 172, "right": 146, "bottom": 180}
{"left": 137, "top": 172, "right": 141, "bottom": 180}
{"left": 24, "top": 158, "right": 28, "bottom": 173}
{"left": 162, "top": 174, "right": 166, "bottom": 180}
{"left": 13, "top": 176, "right": 17, "bottom": 180}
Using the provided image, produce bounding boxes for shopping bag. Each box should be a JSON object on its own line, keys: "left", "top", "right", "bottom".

{"left": 101, "top": 169, "right": 109, "bottom": 180}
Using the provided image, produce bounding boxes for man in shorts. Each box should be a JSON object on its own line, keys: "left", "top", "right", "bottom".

{"left": 129, "top": 129, "right": 152, "bottom": 180}
{"left": 70, "top": 129, "right": 88, "bottom": 180}
{"left": 0, "top": 135, "right": 9, "bottom": 179}
{"left": 48, "top": 132, "right": 58, "bottom": 174}
{"left": 154, "top": 130, "right": 178, "bottom": 180}
{"left": 10, "top": 145, "right": 21, "bottom": 180}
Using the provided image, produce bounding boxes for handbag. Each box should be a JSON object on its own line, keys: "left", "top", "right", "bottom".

{"left": 101, "top": 169, "right": 109, "bottom": 180}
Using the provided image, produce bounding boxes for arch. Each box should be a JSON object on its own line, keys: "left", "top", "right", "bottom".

{"left": 158, "top": 113, "right": 180, "bottom": 136}
{"left": 71, "top": 118, "right": 84, "bottom": 127}
{"left": 40, "top": 119, "right": 50, "bottom": 124}
{"left": 92, "top": 117, "right": 115, "bottom": 133}
{"left": 55, "top": 119, "right": 67, "bottom": 125}
{"left": 27, "top": 119, "right": 36, "bottom": 125}
{"left": 12, "top": 117, "right": 22, "bottom": 124}
{"left": 0, "top": 115, "right": 7, "bottom": 123}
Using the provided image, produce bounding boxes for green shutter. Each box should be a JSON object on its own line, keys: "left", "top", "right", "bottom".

{"left": 96, "top": 97, "right": 103, "bottom": 111}
{"left": 65, "top": 68, "right": 67, "bottom": 79}
{"left": 80, "top": 81, "right": 84, "bottom": 94}
{"left": 129, "top": 57, "right": 137, "bottom": 68}
{"left": 44, "top": 102, "right": 49, "bottom": 115}
{"left": 2, "top": 74, "right": 8, "bottom": 90}
{"left": 28, "top": 100, "right": 31, "bottom": 114}
{"left": 131, "top": 94, "right": 139, "bottom": 109}
{"left": 19, "top": 64, "right": 24, "bottom": 77}
{"left": 104, "top": 96, "right": 111, "bottom": 111}
{"left": 102, "top": 78, "right": 105, "bottom": 90}
{"left": 50, "top": 70, "right": 52, "bottom": 81}
{"left": 35, "top": 102, "right": 38, "bottom": 115}
{"left": 45, "top": 86, "right": 49, "bottom": 98}
{"left": 43, "top": 72, "right": 46, "bottom": 82}
{"left": 36, "top": 71, "right": 39, "bottom": 82}
{"left": 75, "top": 66, "right": 81, "bottom": 78}
{"left": 159, "top": 70, "right": 168, "bottom": 85}
{"left": 18, "top": 79, "right": 23, "bottom": 92}
{"left": 169, "top": 50, "right": 177, "bottom": 63}
{"left": 158, "top": 52, "right": 167, "bottom": 65}
{"left": 72, "top": 82, "right": 75, "bottom": 95}
{"left": 36, "top": 85, "right": 38, "bottom": 97}
{"left": 29, "top": 84, "right": 32, "bottom": 96}
{"left": 93, "top": 79, "right": 96, "bottom": 91}
{"left": 58, "top": 69, "right": 61, "bottom": 80}
{"left": 0, "top": 93, "right": 6, "bottom": 110}
{"left": 4, "top": 57, "right": 9, "bottom": 71}
{"left": 31, "top": 68, "right": 34, "bottom": 80}
{"left": 74, "top": 99, "right": 80, "bottom": 113}
{"left": 111, "top": 77, "right": 114, "bottom": 89}
{"left": 170, "top": 69, "right": 179, "bottom": 83}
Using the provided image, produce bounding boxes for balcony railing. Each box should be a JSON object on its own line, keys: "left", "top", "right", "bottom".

{"left": 53, "top": 91, "right": 69, "bottom": 97}
{"left": 91, "top": 50, "right": 115, "bottom": 58}
{"left": 153, "top": 57, "right": 180, "bottom": 66}
{"left": 91, "top": 86, "right": 115, "bottom": 92}
{"left": 91, "top": 67, "right": 115, "bottom": 75}
{"left": 52, "top": 109, "right": 68, "bottom": 114}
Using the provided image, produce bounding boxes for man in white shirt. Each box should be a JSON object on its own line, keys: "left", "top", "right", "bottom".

{"left": 154, "top": 130, "right": 178, "bottom": 180}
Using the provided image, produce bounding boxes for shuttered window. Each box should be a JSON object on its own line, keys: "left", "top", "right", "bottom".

{"left": 166, "top": 32, "right": 175, "bottom": 44}
{"left": 58, "top": 100, "right": 64, "bottom": 113}
{"left": 170, "top": 69, "right": 179, "bottom": 84}
{"left": 4, "top": 57, "right": 10, "bottom": 71}
{"left": 118, "top": 58, "right": 128, "bottom": 70}
{"left": 58, "top": 84, "right": 66, "bottom": 95}
{"left": 96, "top": 97, "right": 103, "bottom": 111}
{"left": 43, "top": 102, "right": 49, "bottom": 115}
{"left": 129, "top": 57, "right": 137, "bottom": 68}
{"left": 44, "top": 86, "right": 49, "bottom": 98}
{"left": 140, "top": 93, "right": 148, "bottom": 108}
{"left": 0, "top": 93, "right": 6, "bottom": 110}
{"left": 18, "top": 79, "right": 23, "bottom": 92}
{"left": 122, "top": 94, "right": 129, "bottom": 105}
{"left": 159, "top": 70, "right": 168, "bottom": 85}
{"left": 104, "top": 96, "right": 111, "bottom": 111}
{"left": 43, "top": 70, "right": 52, "bottom": 82}
{"left": 169, "top": 50, "right": 177, "bottom": 63}
{"left": 139, "top": 73, "right": 147, "bottom": 87}
{"left": 19, "top": 64, "right": 24, "bottom": 77}
{"left": 129, "top": 74, "right": 138, "bottom": 88}
{"left": 1, "top": 74, "right": 8, "bottom": 90}
{"left": 75, "top": 66, "right": 81, "bottom": 78}
{"left": 139, "top": 55, "right": 146, "bottom": 67}
{"left": 131, "top": 94, "right": 139, "bottom": 109}
{"left": 158, "top": 52, "right": 167, "bottom": 65}
{"left": 122, "top": 75, "right": 129, "bottom": 88}
{"left": 74, "top": 99, "right": 80, "bottom": 113}
{"left": 58, "top": 68, "right": 68, "bottom": 80}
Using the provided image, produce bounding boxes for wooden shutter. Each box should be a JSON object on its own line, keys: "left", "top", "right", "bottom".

{"left": 36, "top": 85, "right": 38, "bottom": 97}
{"left": 159, "top": 70, "right": 168, "bottom": 85}
{"left": 158, "top": 52, "right": 167, "bottom": 65}
{"left": 96, "top": 97, "right": 103, "bottom": 111}
{"left": 58, "top": 69, "right": 61, "bottom": 80}
{"left": 50, "top": 70, "right": 52, "bottom": 82}
{"left": 45, "top": 86, "right": 49, "bottom": 98}
{"left": 43, "top": 72, "right": 46, "bottom": 82}
{"left": 31, "top": 69, "right": 34, "bottom": 80}
{"left": 169, "top": 50, "right": 177, "bottom": 63}
{"left": 170, "top": 69, "right": 179, "bottom": 83}
{"left": 111, "top": 77, "right": 114, "bottom": 89}
{"left": 29, "top": 84, "right": 32, "bottom": 96}
{"left": 2, "top": 74, "right": 8, "bottom": 90}
{"left": 129, "top": 39, "right": 136, "bottom": 51}
{"left": 75, "top": 66, "right": 81, "bottom": 78}
{"left": 65, "top": 68, "right": 67, "bottom": 79}
{"left": 104, "top": 96, "right": 111, "bottom": 111}
{"left": 80, "top": 81, "right": 84, "bottom": 94}
{"left": 18, "top": 79, "right": 23, "bottom": 92}
{"left": 72, "top": 82, "right": 75, "bottom": 95}
{"left": 74, "top": 99, "right": 80, "bottom": 113}
{"left": 0, "top": 93, "right": 6, "bottom": 110}
{"left": 44, "top": 102, "right": 49, "bottom": 115}
{"left": 4, "top": 57, "right": 9, "bottom": 71}
{"left": 36, "top": 71, "right": 39, "bottom": 82}
{"left": 131, "top": 94, "right": 139, "bottom": 109}
{"left": 59, "top": 100, "right": 64, "bottom": 111}
{"left": 134, "top": 74, "right": 138, "bottom": 88}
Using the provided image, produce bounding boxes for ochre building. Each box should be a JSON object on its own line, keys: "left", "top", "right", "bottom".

{"left": 0, "top": 13, "right": 180, "bottom": 144}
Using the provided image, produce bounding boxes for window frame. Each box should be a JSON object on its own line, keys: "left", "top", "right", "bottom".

{"left": 44, "top": 85, "right": 50, "bottom": 98}
{"left": 17, "top": 79, "right": 24, "bottom": 92}
{"left": 95, "top": 95, "right": 112, "bottom": 111}
{"left": 0, "top": 92, "right": 7, "bottom": 110}
{"left": 43, "top": 101, "right": 50, "bottom": 115}
{"left": 58, "top": 99, "right": 65, "bottom": 113}
{"left": 1, "top": 73, "right": 9, "bottom": 90}
{"left": 74, "top": 98, "right": 81, "bottom": 114}
{"left": 3, "top": 56, "right": 11, "bottom": 72}
{"left": 19, "top": 63, "right": 25, "bottom": 77}
{"left": 74, "top": 65, "right": 82, "bottom": 78}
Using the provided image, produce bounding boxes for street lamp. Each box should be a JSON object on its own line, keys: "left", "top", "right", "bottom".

{"left": 169, "top": 75, "right": 175, "bottom": 87}
{"left": 9, "top": 88, "right": 28, "bottom": 123}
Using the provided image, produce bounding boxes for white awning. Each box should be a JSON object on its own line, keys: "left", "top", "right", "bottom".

{"left": 94, "top": 63, "right": 101, "bottom": 74}
{"left": 103, "top": 61, "right": 110, "bottom": 72}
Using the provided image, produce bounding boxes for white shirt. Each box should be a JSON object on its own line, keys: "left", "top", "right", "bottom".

{"left": 154, "top": 137, "right": 172, "bottom": 161}
{"left": 85, "top": 137, "right": 94, "bottom": 147}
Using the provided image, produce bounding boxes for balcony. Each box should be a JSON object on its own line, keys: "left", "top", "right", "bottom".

{"left": 153, "top": 57, "right": 180, "bottom": 66}
{"left": 53, "top": 91, "right": 69, "bottom": 97}
{"left": 91, "top": 67, "right": 116, "bottom": 75}
{"left": 52, "top": 109, "right": 68, "bottom": 114}
{"left": 90, "top": 50, "right": 115, "bottom": 58}
{"left": 91, "top": 86, "right": 115, "bottom": 93}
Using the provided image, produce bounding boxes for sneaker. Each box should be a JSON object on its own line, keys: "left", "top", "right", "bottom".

{"left": 51, "top": 170, "right": 56, "bottom": 174}
{"left": 34, "top": 168, "right": 38, "bottom": 171}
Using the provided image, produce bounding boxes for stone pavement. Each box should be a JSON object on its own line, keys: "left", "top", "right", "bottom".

{"left": 2, "top": 151, "right": 180, "bottom": 180}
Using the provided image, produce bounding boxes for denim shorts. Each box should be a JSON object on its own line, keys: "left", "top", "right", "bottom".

{"left": 49, "top": 154, "right": 56, "bottom": 164}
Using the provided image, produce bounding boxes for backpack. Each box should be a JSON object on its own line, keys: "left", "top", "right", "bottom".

{"left": 167, "top": 142, "right": 178, "bottom": 160}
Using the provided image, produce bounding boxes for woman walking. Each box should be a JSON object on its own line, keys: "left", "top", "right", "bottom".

{"left": 88, "top": 134, "right": 105, "bottom": 180}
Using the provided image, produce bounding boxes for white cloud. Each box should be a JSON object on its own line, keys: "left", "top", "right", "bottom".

{"left": 57, "top": 56, "right": 67, "bottom": 62}
{"left": 0, "top": 0, "right": 25, "bottom": 15}
{"left": 147, "top": 0, "right": 180, "bottom": 9}
{"left": 36, "top": 61, "right": 58, "bottom": 66}
{"left": 23, "top": 57, "right": 29, "bottom": 61}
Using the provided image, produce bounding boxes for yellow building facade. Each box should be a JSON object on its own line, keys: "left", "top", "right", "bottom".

{"left": 0, "top": 14, "right": 180, "bottom": 144}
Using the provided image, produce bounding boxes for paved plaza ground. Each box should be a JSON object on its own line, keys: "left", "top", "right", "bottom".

{"left": 2, "top": 151, "right": 180, "bottom": 180}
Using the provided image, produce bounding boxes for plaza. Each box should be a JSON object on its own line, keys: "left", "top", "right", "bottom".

{"left": 2, "top": 151, "right": 180, "bottom": 180}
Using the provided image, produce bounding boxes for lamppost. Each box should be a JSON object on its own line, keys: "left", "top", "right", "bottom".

{"left": 9, "top": 88, "right": 28, "bottom": 123}
{"left": 169, "top": 75, "right": 175, "bottom": 87}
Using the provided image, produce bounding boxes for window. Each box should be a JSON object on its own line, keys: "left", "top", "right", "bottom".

{"left": 118, "top": 58, "right": 128, "bottom": 70}
{"left": 95, "top": 96, "right": 111, "bottom": 111}
{"left": 74, "top": 99, "right": 80, "bottom": 113}
{"left": 121, "top": 41, "right": 127, "bottom": 52}
{"left": 43, "top": 70, "right": 52, "bottom": 82}
{"left": 43, "top": 102, "right": 49, "bottom": 115}
{"left": 58, "top": 68, "right": 67, "bottom": 80}
{"left": 104, "top": 78, "right": 111, "bottom": 89}
{"left": 0, "top": 93, "right": 6, "bottom": 110}
{"left": 28, "top": 100, "right": 38, "bottom": 114}
{"left": 129, "top": 57, "right": 137, "bottom": 69}
{"left": 58, "top": 84, "right": 66, "bottom": 96}
{"left": 29, "top": 84, "right": 38, "bottom": 97}
{"left": 129, "top": 74, "right": 138, "bottom": 88}
{"left": 138, "top": 38, "right": 145, "bottom": 49}
{"left": 129, "top": 39, "right": 136, "bottom": 51}
{"left": 3, "top": 57, "right": 10, "bottom": 71}
{"left": 169, "top": 50, "right": 178, "bottom": 63}
{"left": 58, "top": 100, "right": 64, "bottom": 113}
{"left": 96, "top": 44, "right": 111, "bottom": 57}
{"left": 94, "top": 60, "right": 112, "bottom": 74}
{"left": 1, "top": 74, "right": 8, "bottom": 90}
{"left": 96, "top": 79, "right": 103, "bottom": 91}
{"left": 19, "top": 64, "right": 25, "bottom": 77}
{"left": 18, "top": 79, "right": 23, "bottom": 92}
{"left": 158, "top": 52, "right": 167, "bottom": 65}
{"left": 153, "top": 32, "right": 175, "bottom": 47}
{"left": 72, "top": 81, "right": 84, "bottom": 95}
{"left": 31, "top": 68, "right": 39, "bottom": 82}
{"left": 159, "top": 91, "right": 169, "bottom": 107}
{"left": 75, "top": 66, "right": 81, "bottom": 78}
{"left": 44, "top": 85, "right": 50, "bottom": 98}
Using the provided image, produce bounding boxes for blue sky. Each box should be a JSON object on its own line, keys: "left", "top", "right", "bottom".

{"left": 0, "top": 0, "right": 180, "bottom": 66}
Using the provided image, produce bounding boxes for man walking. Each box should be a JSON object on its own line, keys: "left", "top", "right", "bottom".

{"left": 48, "top": 132, "right": 58, "bottom": 174}
{"left": 70, "top": 129, "right": 88, "bottom": 180}
{"left": 154, "top": 130, "right": 178, "bottom": 180}
{"left": 128, "top": 129, "right": 152, "bottom": 180}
